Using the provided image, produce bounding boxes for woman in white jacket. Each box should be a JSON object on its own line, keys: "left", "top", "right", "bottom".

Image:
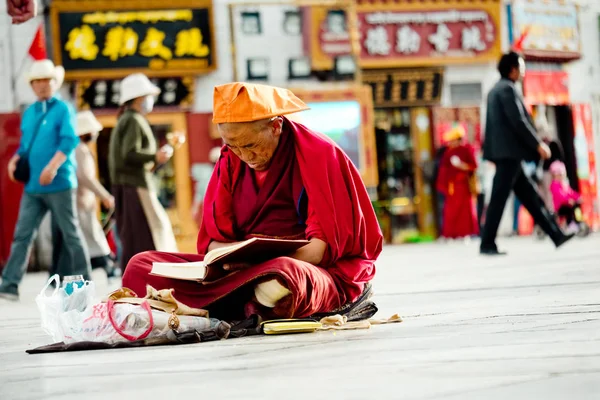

{"left": 51, "top": 111, "right": 116, "bottom": 278}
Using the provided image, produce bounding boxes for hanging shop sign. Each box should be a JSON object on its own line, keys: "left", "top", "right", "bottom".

{"left": 523, "top": 70, "right": 569, "bottom": 105}
{"left": 76, "top": 77, "right": 195, "bottom": 110}
{"left": 305, "top": 0, "right": 502, "bottom": 70}
{"left": 304, "top": 7, "right": 353, "bottom": 71}
{"left": 50, "top": 0, "right": 216, "bottom": 79}
{"left": 510, "top": 0, "right": 581, "bottom": 61}
{"left": 363, "top": 68, "right": 443, "bottom": 107}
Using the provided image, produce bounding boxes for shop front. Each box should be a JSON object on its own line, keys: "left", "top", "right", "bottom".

{"left": 510, "top": 0, "right": 599, "bottom": 231}
{"left": 49, "top": 0, "right": 218, "bottom": 252}
{"left": 305, "top": 0, "right": 502, "bottom": 243}
{"left": 362, "top": 68, "right": 443, "bottom": 244}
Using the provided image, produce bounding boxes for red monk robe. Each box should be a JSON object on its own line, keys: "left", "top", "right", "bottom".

{"left": 123, "top": 117, "right": 383, "bottom": 319}
{"left": 436, "top": 142, "right": 479, "bottom": 238}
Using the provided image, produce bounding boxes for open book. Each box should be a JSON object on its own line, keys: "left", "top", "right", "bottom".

{"left": 150, "top": 237, "right": 310, "bottom": 282}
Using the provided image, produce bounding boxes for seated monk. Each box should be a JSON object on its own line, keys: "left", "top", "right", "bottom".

{"left": 122, "top": 82, "right": 383, "bottom": 320}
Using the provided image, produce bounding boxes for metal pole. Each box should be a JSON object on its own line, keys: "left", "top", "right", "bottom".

{"left": 228, "top": 4, "right": 239, "bottom": 82}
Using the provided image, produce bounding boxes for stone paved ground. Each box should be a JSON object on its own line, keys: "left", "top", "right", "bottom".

{"left": 1, "top": 235, "right": 599, "bottom": 400}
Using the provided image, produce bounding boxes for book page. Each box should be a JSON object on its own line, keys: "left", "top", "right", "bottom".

{"left": 151, "top": 261, "right": 207, "bottom": 281}
{"left": 203, "top": 237, "right": 257, "bottom": 265}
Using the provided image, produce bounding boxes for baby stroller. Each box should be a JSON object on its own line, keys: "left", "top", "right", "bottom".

{"left": 555, "top": 203, "right": 591, "bottom": 238}
{"left": 538, "top": 160, "right": 591, "bottom": 239}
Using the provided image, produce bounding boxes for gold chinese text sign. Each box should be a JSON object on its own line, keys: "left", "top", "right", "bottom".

{"left": 50, "top": 0, "right": 217, "bottom": 79}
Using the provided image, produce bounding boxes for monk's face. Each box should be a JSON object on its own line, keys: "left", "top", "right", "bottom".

{"left": 448, "top": 138, "right": 463, "bottom": 148}
{"left": 218, "top": 117, "right": 283, "bottom": 171}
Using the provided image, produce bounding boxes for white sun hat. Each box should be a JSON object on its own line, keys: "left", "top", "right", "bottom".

{"left": 28, "top": 59, "right": 65, "bottom": 89}
{"left": 119, "top": 73, "right": 161, "bottom": 105}
{"left": 76, "top": 110, "right": 103, "bottom": 136}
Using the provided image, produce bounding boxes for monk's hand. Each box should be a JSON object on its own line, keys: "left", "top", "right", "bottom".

{"left": 223, "top": 262, "right": 252, "bottom": 271}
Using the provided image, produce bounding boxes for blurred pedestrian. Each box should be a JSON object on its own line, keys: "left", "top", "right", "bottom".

{"left": 480, "top": 52, "right": 573, "bottom": 255}
{"left": 50, "top": 111, "right": 117, "bottom": 278}
{"left": 0, "top": 60, "right": 91, "bottom": 300}
{"left": 540, "top": 137, "right": 565, "bottom": 211}
{"left": 435, "top": 126, "right": 479, "bottom": 240}
{"left": 432, "top": 143, "right": 448, "bottom": 237}
{"left": 549, "top": 161, "right": 582, "bottom": 234}
{"left": 108, "top": 73, "right": 177, "bottom": 271}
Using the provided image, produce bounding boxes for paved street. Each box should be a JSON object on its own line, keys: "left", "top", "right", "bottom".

{"left": 1, "top": 235, "right": 599, "bottom": 400}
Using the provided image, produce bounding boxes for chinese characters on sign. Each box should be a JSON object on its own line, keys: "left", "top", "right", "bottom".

{"left": 510, "top": 0, "right": 581, "bottom": 60}
{"left": 305, "top": 0, "right": 501, "bottom": 69}
{"left": 362, "top": 68, "right": 443, "bottom": 107}
{"left": 51, "top": 1, "right": 215, "bottom": 78}
{"left": 359, "top": 8, "right": 498, "bottom": 67}
{"left": 78, "top": 77, "right": 194, "bottom": 110}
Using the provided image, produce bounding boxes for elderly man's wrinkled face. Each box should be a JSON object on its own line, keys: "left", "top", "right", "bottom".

{"left": 218, "top": 117, "right": 283, "bottom": 171}
{"left": 31, "top": 78, "right": 53, "bottom": 100}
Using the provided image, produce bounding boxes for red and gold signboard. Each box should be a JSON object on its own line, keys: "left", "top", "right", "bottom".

{"left": 305, "top": 0, "right": 502, "bottom": 70}
{"left": 304, "top": 7, "right": 352, "bottom": 70}
{"left": 523, "top": 71, "right": 570, "bottom": 105}
{"left": 572, "top": 104, "right": 599, "bottom": 230}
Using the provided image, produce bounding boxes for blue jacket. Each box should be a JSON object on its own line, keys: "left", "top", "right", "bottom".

{"left": 17, "top": 96, "right": 79, "bottom": 194}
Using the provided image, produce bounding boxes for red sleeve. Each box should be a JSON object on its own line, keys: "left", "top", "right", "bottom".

{"left": 463, "top": 144, "right": 478, "bottom": 169}
{"left": 305, "top": 198, "right": 332, "bottom": 267}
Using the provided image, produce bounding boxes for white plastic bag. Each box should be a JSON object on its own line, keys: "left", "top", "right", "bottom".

{"left": 62, "top": 301, "right": 216, "bottom": 344}
{"left": 62, "top": 301, "right": 154, "bottom": 344}
{"left": 36, "top": 275, "right": 216, "bottom": 344}
{"left": 35, "top": 274, "right": 95, "bottom": 343}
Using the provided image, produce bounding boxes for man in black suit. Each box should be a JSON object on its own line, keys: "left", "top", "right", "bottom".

{"left": 480, "top": 52, "right": 573, "bottom": 255}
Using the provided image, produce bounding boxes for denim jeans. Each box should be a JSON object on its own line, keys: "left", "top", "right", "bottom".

{"left": 1, "top": 190, "right": 91, "bottom": 286}
{"left": 49, "top": 220, "right": 110, "bottom": 277}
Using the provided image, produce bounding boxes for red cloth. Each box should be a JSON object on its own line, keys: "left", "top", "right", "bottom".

{"left": 436, "top": 144, "right": 479, "bottom": 238}
{"left": 253, "top": 170, "right": 269, "bottom": 189}
{"left": 122, "top": 118, "right": 382, "bottom": 318}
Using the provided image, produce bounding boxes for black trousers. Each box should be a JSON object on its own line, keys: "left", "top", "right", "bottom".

{"left": 480, "top": 160, "right": 563, "bottom": 250}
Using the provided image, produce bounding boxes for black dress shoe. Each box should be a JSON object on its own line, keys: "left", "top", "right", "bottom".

{"left": 555, "top": 233, "right": 575, "bottom": 249}
{"left": 480, "top": 248, "right": 508, "bottom": 256}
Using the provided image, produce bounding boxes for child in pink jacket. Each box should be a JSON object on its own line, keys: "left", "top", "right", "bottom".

{"left": 549, "top": 161, "right": 582, "bottom": 233}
